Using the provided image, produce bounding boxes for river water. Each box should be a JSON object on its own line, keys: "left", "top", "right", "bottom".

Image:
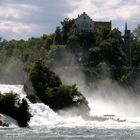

{"left": 1, "top": 122, "right": 140, "bottom": 140}
{"left": 0, "top": 84, "right": 140, "bottom": 140}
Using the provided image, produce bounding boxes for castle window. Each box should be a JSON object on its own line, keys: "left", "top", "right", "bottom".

{"left": 81, "top": 21, "right": 88, "bottom": 28}
{"left": 83, "top": 17, "right": 86, "bottom": 20}
{"left": 90, "top": 24, "right": 92, "bottom": 27}
{"left": 81, "top": 30, "right": 86, "bottom": 32}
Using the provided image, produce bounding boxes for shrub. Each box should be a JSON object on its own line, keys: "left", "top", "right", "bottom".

{"left": 26, "top": 92, "right": 39, "bottom": 103}
{"left": 30, "top": 60, "right": 62, "bottom": 96}
{"left": 48, "top": 84, "right": 89, "bottom": 111}
{"left": 30, "top": 61, "right": 90, "bottom": 117}
{"left": 0, "top": 92, "right": 31, "bottom": 127}
{"left": 16, "top": 98, "right": 31, "bottom": 127}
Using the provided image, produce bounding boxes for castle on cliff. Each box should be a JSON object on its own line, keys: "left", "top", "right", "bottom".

{"left": 72, "top": 12, "right": 111, "bottom": 33}
{"left": 72, "top": 12, "right": 131, "bottom": 66}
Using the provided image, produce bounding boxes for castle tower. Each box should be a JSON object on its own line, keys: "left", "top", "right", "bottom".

{"left": 124, "top": 21, "right": 131, "bottom": 66}
{"left": 125, "top": 21, "right": 127, "bottom": 31}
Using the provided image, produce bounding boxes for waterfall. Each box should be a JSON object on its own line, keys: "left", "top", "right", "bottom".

{"left": 1, "top": 84, "right": 140, "bottom": 128}
{"left": 0, "top": 84, "right": 61, "bottom": 127}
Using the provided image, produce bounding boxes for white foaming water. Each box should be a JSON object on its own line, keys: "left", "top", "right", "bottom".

{"left": 0, "top": 84, "right": 61, "bottom": 127}
{"left": 29, "top": 103, "right": 60, "bottom": 126}
{"left": 0, "top": 84, "right": 140, "bottom": 129}
{"left": 0, "top": 84, "right": 86, "bottom": 127}
{"left": 0, "top": 84, "right": 26, "bottom": 98}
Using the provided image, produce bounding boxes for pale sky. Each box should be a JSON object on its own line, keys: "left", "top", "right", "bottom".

{"left": 0, "top": 0, "right": 140, "bottom": 40}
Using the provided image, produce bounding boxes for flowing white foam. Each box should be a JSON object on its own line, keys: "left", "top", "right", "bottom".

{"left": 0, "top": 84, "right": 25, "bottom": 127}
{"left": 0, "top": 84, "right": 26, "bottom": 98}
{"left": 0, "top": 84, "right": 140, "bottom": 129}
{"left": 0, "top": 84, "right": 85, "bottom": 127}
{"left": 29, "top": 103, "right": 61, "bottom": 126}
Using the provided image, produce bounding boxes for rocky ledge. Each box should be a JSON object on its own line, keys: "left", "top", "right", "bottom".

{"left": 0, "top": 114, "right": 9, "bottom": 127}
{"left": 0, "top": 114, "right": 18, "bottom": 127}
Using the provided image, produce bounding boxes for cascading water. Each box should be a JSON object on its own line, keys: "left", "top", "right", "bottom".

{"left": 1, "top": 84, "right": 140, "bottom": 129}
{"left": 53, "top": 66, "right": 140, "bottom": 129}
{"left": 0, "top": 84, "right": 61, "bottom": 127}
{"left": 1, "top": 84, "right": 140, "bottom": 140}
{"left": 0, "top": 84, "right": 86, "bottom": 127}
{"left": 29, "top": 103, "right": 60, "bottom": 126}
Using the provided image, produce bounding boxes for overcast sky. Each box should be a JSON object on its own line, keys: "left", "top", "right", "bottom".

{"left": 0, "top": 0, "right": 140, "bottom": 40}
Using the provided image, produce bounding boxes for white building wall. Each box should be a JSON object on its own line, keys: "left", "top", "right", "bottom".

{"left": 74, "top": 13, "right": 95, "bottom": 33}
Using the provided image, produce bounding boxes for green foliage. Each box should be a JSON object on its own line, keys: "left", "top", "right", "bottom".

{"left": 131, "top": 37, "right": 140, "bottom": 66}
{"left": 79, "top": 32, "right": 95, "bottom": 50}
{"left": 47, "top": 45, "right": 67, "bottom": 67}
{"left": 54, "top": 26, "right": 62, "bottom": 45}
{"left": 0, "top": 93, "right": 31, "bottom": 127}
{"left": 16, "top": 98, "right": 31, "bottom": 127}
{"left": 26, "top": 92, "right": 39, "bottom": 103}
{"left": 119, "top": 75, "right": 129, "bottom": 85}
{"left": 30, "top": 62, "right": 89, "bottom": 114}
{"left": 68, "top": 34, "right": 79, "bottom": 42}
{"left": 67, "top": 34, "right": 81, "bottom": 54}
{"left": 30, "top": 60, "right": 62, "bottom": 95}
{"left": 0, "top": 18, "right": 140, "bottom": 91}
{"left": 95, "top": 27, "right": 110, "bottom": 45}
{"left": 61, "top": 18, "right": 75, "bottom": 43}
{"left": 47, "top": 84, "right": 88, "bottom": 111}
{"left": 88, "top": 47, "right": 102, "bottom": 66}
{"left": 133, "top": 24, "right": 140, "bottom": 41}
{"left": 96, "top": 27, "right": 110, "bottom": 41}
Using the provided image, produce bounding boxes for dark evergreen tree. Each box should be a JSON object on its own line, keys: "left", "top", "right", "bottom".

{"left": 0, "top": 93, "right": 31, "bottom": 127}
{"left": 61, "top": 18, "right": 74, "bottom": 43}
{"left": 54, "top": 26, "right": 62, "bottom": 45}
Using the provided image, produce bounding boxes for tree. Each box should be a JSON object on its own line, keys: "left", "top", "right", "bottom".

{"left": 88, "top": 47, "right": 102, "bottom": 66}
{"left": 61, "top": 18, "right": 74, "bottom": 43}
{"left": 99, "top": 40, "right": 112, "bottom": 61}
{"left": 30, "top": 61, "right": 47, "bottom": 95}
{"left": 67, "top": 34, "right": 81, "bottom": 53}
{"left": 16, "top": 99, "right": 31, "bottom": 127}
{"left": 30, "top": 60, "right": 62, "bottom": 97}
{"left": 133, "top": 24, "right": 140, "bottom": 41}
{"left": 44, "top": 34, "right": 54, "bottom": 50}
{"left": 0, "top": 93, "right": 31, "bottom": 127}
{"left": 30, "top": 61, "right": 90, "bottom": 117}
{"left": 48, "top": 84, "right": 89, "bottom": 112}
{"left": 95, "top": 27, "right": 110, "bottom": 44}
{"left": 78, "top": 32, "right": 95, "bottom": 50}
{"left": 131, "top": 39, "right": 140, "bottom": 66}
{"left": 54, "top": 26, "right": 62, "bottom": 45}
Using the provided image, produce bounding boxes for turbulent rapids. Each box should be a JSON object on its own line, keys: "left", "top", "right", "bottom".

{"left": 1, "top": 84, "right": 140, "bottom": 129}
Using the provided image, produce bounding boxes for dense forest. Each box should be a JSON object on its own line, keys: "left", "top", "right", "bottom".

{"left": 0, "top": 19, "right": 140, "bottom": 126}
{"left": 0, "top": 19, "right": 140, "bottom": 86}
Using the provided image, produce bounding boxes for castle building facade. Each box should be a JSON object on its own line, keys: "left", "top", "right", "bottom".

{"left": 72, "top": 12, "right": 112, "bottom": 34}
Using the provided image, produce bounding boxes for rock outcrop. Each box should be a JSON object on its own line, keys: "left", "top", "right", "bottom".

{"left": 0, "top": 114, "right": 9, "bottom": 127}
